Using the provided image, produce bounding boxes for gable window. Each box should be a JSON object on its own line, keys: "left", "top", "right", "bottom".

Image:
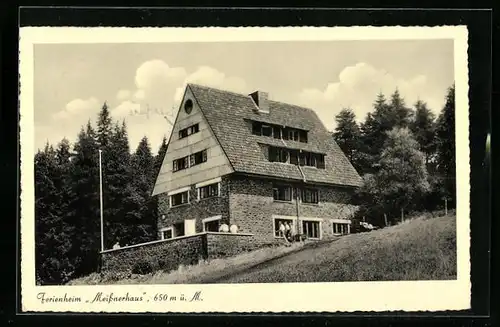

{"left": 173, "top": 156, "right": 189, "bottom": 172}
{"left": 160, "top": 227, "right": 173, "bottom": 240}
{"left": 273, "top": 185, "right": 292, "bottom": 202}
{"left": 333, "top": 222, "right": 350, "bottom": 235}
{"left": 302, "top": 220, "right": 320, "bottom": 239}
{"left": 170, "top": 191, "right": 189, "bottom": 207}
{"left": 301, "top": 188, "right": 319, "bottom": 204}
{"left": 190, "top": 149, "right": 208, "bottom": 167}
{"left": 199, "top": 182, "right": 219, "bottom": 200}
{"left": 179, "top": 123, "right": 200, "bottom": 139}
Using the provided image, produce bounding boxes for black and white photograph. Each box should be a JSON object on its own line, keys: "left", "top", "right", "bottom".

{"left": 19, "top": 26, "right": 471, "bottom": 313}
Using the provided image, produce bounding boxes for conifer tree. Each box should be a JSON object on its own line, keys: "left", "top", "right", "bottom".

{"left": 67, "top": 122, "right": 101, "bottom": 277}
{"left": 389, "top": 89, "right": 414, "bottom": 128}
{"left": 435, "top": 85, "right": 456, "bottom": 208}
{"left": 333, "top": 108, "right": 362, "bottom": 172}
{"left": 410, "top": 100, "right": 436, "bottom": 165}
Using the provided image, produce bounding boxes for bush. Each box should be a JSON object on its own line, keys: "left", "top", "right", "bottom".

{"left": 132, "top": 261, "right": 153, "bottom": 275}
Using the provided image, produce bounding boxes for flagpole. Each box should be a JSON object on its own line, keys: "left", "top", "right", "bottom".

{"left": 99, "top": 149, "right": 104, "bottom": 252}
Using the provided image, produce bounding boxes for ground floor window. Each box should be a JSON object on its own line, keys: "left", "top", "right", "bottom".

{"left": 203, "top": 216, "right": 222, "bottom": 232}
{"left": 160, "top": 227, "right": 173, "bottom": 240}
{"left": 302, "top": 220, "right": 320, "bottom": 239}
{"left": 274, "top": 218, "right": 295, "bottom": 238}
{"left": 333, "top": 222, "right": 350, "bottom": 235}
{"left": 173, "top": 222, "right": 185, "bottom": 237}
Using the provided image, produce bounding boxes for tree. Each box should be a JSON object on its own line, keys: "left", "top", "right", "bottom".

{"left": 410, "top": 100, "right": 436, "bottom": 165}
{"left": 67, "top": 122, "right": 101, "bottom": 277}
{"left": 97, "top": 102, "right": 112, "bottom": 148}
{"left": 35, "top": 141, "right": 76, "bottom": 284}
{"left": 129, "top": 136, "right": 157, "bottom": 244}
{"left": 333, "top": 108, "right": 362, "bottom": 172}
{"left": 358, "top": 127, "right": 430, "bottom": 225}
{"left": 359, "top": 92, "right": 392, "bottom": 174}
{"left": 389, "top": 89, "right": 414, "bottom": 128}
{"left": 435, "top": 85, "right": 456, "bottom": 209}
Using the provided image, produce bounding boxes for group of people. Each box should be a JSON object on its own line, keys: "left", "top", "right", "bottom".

{"left": 277, "top": 221, "right": 296, "bottom": 242}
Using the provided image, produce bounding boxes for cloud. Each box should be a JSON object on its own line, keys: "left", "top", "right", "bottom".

{"left": 52, "top": 97, "right": 100, "bottom": 121}
{"left": 297, "top": 62, "right": 441, "bottom": 131}
{"left": 173, "top": 65, "right": 248, "bottom": 106}
{"left": 116, "top": 89, "right": 131, "bottom": 101}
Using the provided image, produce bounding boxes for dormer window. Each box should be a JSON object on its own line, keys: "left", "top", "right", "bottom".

{"left": 251, "top": 120, "right": 308, "bottom": 143}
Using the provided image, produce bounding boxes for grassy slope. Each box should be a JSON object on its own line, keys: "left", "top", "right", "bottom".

{"left": 69, "top": 213, "right": 456, "bottom": 285}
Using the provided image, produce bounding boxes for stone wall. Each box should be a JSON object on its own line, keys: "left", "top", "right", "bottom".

{"left": 206, "top": 232, "right": 259, "bottom": 258}
{"left": 228, "top": 174, "right": 359, "bottom": 242}
{"left": 101, "top": 234, "right": 207, "bottom": 274}
{"left": 101, "top": 232, "right": 257, "bottom": 275}
{"left": 157, "top": 176, "right": 231, "bottom": 237}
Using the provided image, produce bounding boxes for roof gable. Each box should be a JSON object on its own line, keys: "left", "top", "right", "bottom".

{"left": 188, "top": 84, "right": 362, "bottom": 187}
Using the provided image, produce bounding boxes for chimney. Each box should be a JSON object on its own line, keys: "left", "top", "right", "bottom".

{"left": 249, "top": 90, "right": 269, "bottom": 113}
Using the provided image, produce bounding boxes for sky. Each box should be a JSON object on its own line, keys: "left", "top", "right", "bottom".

{"left": 34, "top": 40, "right": 454, "bottom": 154}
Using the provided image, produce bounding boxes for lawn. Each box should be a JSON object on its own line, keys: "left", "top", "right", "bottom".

{"left": 68, "top": 212, "right": 456, "bottom": 285}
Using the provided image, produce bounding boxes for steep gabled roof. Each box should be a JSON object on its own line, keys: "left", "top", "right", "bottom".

{"left": 188, "top": 84, "right": 363, "bottom": 187}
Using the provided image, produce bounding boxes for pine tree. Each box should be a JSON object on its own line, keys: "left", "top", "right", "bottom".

{"left": 410, "top": 100, "right": 436, "bottom": 165}
{"left": 68, "top": 122, "right": 101, "bottom": 277}
{"left": 97, "top": 102, "right": 112, "bottom": 148}
{"left": 435, "top": 85, "right": 456, "bottom": 208}
{"left": 333, "top": 108, "right": 362, "bottom": 172}
{"left": 359, "top": 92, "right": 392, "bottom": 174}
{"left": 389, "top": 89, "right": 414, "bottom": 128}
{"left": 129, "top": 136, "right": 157, "bottom": 244}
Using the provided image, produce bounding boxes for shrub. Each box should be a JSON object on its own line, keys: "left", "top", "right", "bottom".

{"left": 132, "top": 260, "right": 153, "bottom": 275}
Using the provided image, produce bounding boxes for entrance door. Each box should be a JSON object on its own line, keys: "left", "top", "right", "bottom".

{"left": 184, "top": 219, "right": 196, "bottom": 236}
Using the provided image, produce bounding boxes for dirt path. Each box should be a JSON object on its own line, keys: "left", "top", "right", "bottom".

{"left": 193, "top": 238, "right": 338, "bottom": 284}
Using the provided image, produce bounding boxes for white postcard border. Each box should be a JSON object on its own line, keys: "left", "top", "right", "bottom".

{"left": 19, "top": 26, "right": 470, "bottom": 313}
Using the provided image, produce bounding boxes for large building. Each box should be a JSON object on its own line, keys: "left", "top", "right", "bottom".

{"left": 151, "top": 84, "right": 363, "bottom": 244}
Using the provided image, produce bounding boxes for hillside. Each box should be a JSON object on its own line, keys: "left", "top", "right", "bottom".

{"left": 69, "top": 213, "right": 456, "bottom": 285}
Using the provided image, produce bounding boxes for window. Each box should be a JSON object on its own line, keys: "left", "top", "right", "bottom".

{"left": 274, "top": 218, "right": 294, "bottom": 238}
{"left": 190, "top": 149, "right": 208, "bottom": 167}
{"left": 302, "top": 220, "right": 320, "bottom": 239}
{"left": 289, "top": 150, "right": 299, "bottom": 165}
{"left": 203, "top": 216, "right": 222, "bottom": 232}
{"left": 273, "top": 185, "right": 292, "bottom": 202}
{"left": 333, "top": 223, "right": 350, "bottom": 235}
{"left": 199, "top": 182, "right": 219, "bottom": 200}
{"left": 170, "top": 191, "right": 189, "bottom": 207}
{"left": 301, "top": 188, "right": 319, "bottom": 204}
{"left": 269, "top": 147, "right": 288, "bottom": 163}
{"left": 317, "top": 154, "right": 325, "bottom": 169}
{"left": 173, "top": 222, "right": 185, "bottom": 237}
{"left": 173, "top": 156, "right": 189, "bottom": 172}
{"left": 262, "top": 125, "right": 272, "bottom": 137}
{"left": 252, "top": 122, "right": 262, "bottom": 135}
{"left": 288, "top": 129, "right": 300, "bottom": 141}
{"left": 160, "top": 228, "right": 173, "bottom": 240}
{"left": 273, "top": 126, "right": 281, "bottom": 139}
{"left": 299, "top": 130, "right": 308, "bottom": 143}
{"left": 298, "top": 152, "right": 326, "bottom": 169}
{"left": 178, "top": 123, "right": 199, "bottom": 139}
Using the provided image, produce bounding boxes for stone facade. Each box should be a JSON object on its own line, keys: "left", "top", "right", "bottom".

{"left": 228, "top": 174, "right": 359, "bottom": 243}
{"left": 156, "top": 173, "right": 358, "bottom": 244}
{"left": 157, "top": 176, "right": 231, "bottom": 238}
{"left": 101, "top": 232, "right": 255, "bottom": 275}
